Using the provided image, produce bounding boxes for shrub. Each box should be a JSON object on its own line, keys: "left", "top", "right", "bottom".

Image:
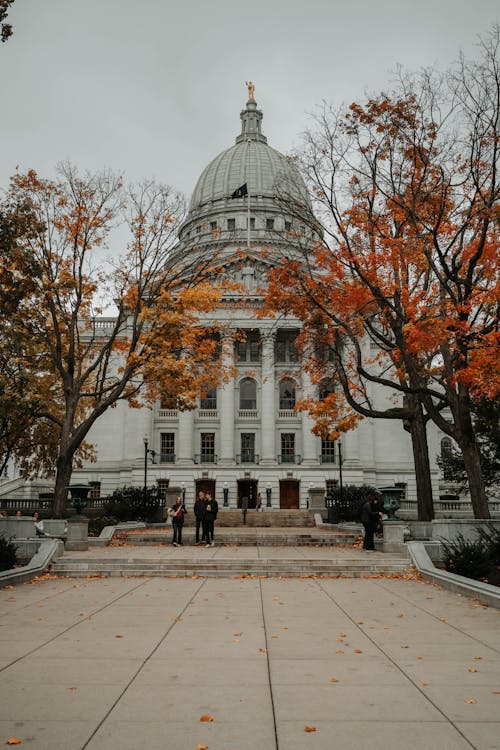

{"left": 325, "top": 484, "right": 381, "bottom": 523}
{"left": 0, "top": 535, "right": 17, "bottom": 571}
{"left": 477, "top": 524, "right": 500, "bottom": 563}
{"left": 103, "top": 486, "right": 162, "bottom": 522}
{"left": 441, "top": 533, "right": 492, "bottom": 581}
{"left": 88, "top": 516, "right": 119, "bottom": 537}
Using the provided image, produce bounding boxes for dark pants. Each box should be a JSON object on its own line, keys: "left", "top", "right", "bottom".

{"left": 362, "top": 523, "right": 375, "bottom": 550}
{"left": 203, "top": 519, "right": 214, "bottom": 543}
{"left": 242, "top": 509, "right": 247, "bottom": 525}
{"left": 172, "top": 519, "right": 183, "bottom": 545}
{"left": 195, "top": 517, "right": 204, "bottom": 543}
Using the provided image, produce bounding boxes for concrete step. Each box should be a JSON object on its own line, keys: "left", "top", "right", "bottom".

{"left": 116, "top": 528, "right": 359, "bottom": 547}
{"left": 181, "top": 509, "right": 315, "bottom": 528}
{"left": 53, "top": 556, "right": 410, "bottom": 578}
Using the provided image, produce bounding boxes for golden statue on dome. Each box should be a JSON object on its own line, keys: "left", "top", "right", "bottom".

{"left": 245, "top": 81, "right": 255, "bottom": 102}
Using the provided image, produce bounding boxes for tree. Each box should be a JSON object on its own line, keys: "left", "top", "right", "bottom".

{"left": 0, "top": 198, "right": 46, "bottom": 475}
{"left": 268, "top": 27, "right": 500, "bottom": 519}
{"left": 2, "top": 164, "right": 225, "bottom": 515}
{"left": 438, "top": 399, "right": 500, "bottom": 489}
{"left": 0, "top": 0, "right": 14, "bottom": 42}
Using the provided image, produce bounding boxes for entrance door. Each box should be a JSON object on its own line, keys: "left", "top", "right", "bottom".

{"left": 237, "top": 480, "right": 257, "bottom": 508}
{"left": 195, "top": 479, "right": 216, "bottom": 500}
{"left": 279, "top": 480, "right": 300, "bottom": 509}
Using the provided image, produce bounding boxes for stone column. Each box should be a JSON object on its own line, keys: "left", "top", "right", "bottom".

{"left": 261, "top": 331, "right": 276, "bottom": 465}
{"left": 177, "top": 409, "right": 194, "bottom": 465}
{"left": 301, "top": 369, "right": 318, "bottom": 465}
{"left": 219, "top": 332, "right": 235, "bottom": 465}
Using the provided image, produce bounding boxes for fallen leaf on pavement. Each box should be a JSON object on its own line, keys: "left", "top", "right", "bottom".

{"left": 304, "top": 726, "right": 317, "bottom": 732}
{"left": 465, "top": 699, "right": 477, "bottom": 704}
{"left": 6, "top": 739, "right": 22, "bottom": 745}
{"left": 199, "top": 715, "right": 214, "bottom": 722}
{"left": 329, "top": 677, "right": 339, "bottom": 683}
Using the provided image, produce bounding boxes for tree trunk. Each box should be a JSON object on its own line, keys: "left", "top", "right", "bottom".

{"left": 404, "top": 399, "right": 434, "bottom": 521}
{"left": 458, "top": 438, "right": 490, "bottom": 518}
{"left": 449, "top": 388, "right": 491, "bottom": 519}
{"left": 52, "top": 453, "right": 74, "bottom": 517}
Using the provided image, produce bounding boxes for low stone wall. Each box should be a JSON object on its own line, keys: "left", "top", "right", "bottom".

{"left": 431, "top": 519, "right": 500, "bottom": 542}
{"left": 0, "top": 539, "right": 64, "bottom": 588}
{"left": 407, "top": 541, "right": 500, "bottom": 610}
{"left": 0, "top": 517, "right": 68, "bottom": 540}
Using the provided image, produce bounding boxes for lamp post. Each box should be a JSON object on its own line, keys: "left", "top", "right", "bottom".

{"left": 338, "top": 441, "right": 343, "bottom": 502}
{"left": 143, "top": 436, "right": 156, "bottom": 504}
{"left": 266, "top": 482, "right": 272, "bottom": 507}
{"left": 223, "top": 482, "right": 229, "bottom": 507}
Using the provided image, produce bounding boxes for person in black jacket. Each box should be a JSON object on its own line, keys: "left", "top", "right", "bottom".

{"left": 203, "top": 492, "right": 218, "bottom": 547}
{"left": 169, "top": 496, "right": 187, "bottom": 546}
{"left": 193, "top": 491, "right": 206, "bottom": 544}
{"left": 360, "top": 494, "right": 381, "bottom": 551}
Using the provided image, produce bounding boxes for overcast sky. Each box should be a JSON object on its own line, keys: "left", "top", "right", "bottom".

{"left": 1, "top": 0, "right": 499, "bottom": 200}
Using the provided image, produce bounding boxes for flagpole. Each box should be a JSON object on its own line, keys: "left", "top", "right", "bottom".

{"left": 247, "top": 189, "right": 250, "bottom": 250}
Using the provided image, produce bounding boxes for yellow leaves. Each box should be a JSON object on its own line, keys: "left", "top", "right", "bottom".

{"left": 465, "top": 699, "right": 477, "bottom": 705}
{"left": 329, "top": 677, "right": 339, "bottom": 683}
{"left": 197, "top": 745, "right": 209, "bottom": 750}
{"left": 468, "top": 668, "right": 478, "bottom": 673}
{"left": 6, "top": 739, "right": 22, "bottom": 746}
{"left": 304, "top": 725, "right": 317, "bottom": 732}
{"left": 199, "top": 715, "right": 214, "bottom": 723}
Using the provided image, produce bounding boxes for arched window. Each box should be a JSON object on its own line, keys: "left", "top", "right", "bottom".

{"left": 279, "top": 379, "right": 296, "bottom": 410}
{"left": 240, "top": 378, "right": 257, "bottom": 410}
{"left": 440, "top": 437, "right": 453, "bottom": 458}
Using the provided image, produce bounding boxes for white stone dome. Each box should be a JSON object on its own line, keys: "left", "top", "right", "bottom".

{"left": 188, "top": 99, "right": 309, "bottom": 212}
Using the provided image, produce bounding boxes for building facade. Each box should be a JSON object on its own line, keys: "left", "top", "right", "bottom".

{"left": 1, "top": 94, "right": 446, "bottom": 510}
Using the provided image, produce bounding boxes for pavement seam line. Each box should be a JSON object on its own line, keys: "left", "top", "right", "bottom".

{"left": 258, "top": 578, "right": 280, "bottom": 750}
{"left": 80, "top": 577, "right": 208, "bottom": 750}
{"left": 316, "top": 579, "right": 478, "bottom": 750}
{"left": 0, "top": 578, "right": 150, "bottom": 674}
{"left": 0, "top": 580, "right": 80, "bottom": 620}
{"left": 373, "top": 578, "right": 500, "bottom": 656}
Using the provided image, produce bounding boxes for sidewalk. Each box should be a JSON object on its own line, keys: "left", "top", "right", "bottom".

{"left": 0, "top": 571, "right": 499, "bottom": 749}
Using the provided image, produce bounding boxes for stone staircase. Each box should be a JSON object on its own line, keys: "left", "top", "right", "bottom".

{"left": 117, "top": 527, "right": 358, "bottom": 547}
{"left": 52, "top": 553, "right": 411, "bottom": 578}
{"left": 182, "top": 509, "right": 315, "bottom": 528}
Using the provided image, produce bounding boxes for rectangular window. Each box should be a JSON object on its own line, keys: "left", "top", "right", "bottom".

{"left": 280, "top": 433, "right": 295, "bottom": 463}
{"left": 227, "top": 218, "right": 236, "bottom": 231}
{"left": 247, "top": 217, "right": 255, "bottom": 229}
{"left": 249, "top": 340, "right": 260, "bottom": 362}
{"left": 235, "top": 340, "right": 247, "bottom": 361}
{"left": 200, "top": 388, "right": 217, "bottom": 409}
{"left": 157, "top": 478, "right": 169, "bottom": 499}
{"left": 285, "top": 220, "right": 292, "bottom": 231}
{"left": 160, "top": 433, "right": 175, "bottom": 463}
{"left": 276, "top": 339, "right": 286, "bottom": 362}
{"left": 325, "top": 479, "right": 338, "bottom": 496}
{"left": 240, "top": 433, "right": 255, "bottom": 463}
{"left": 196, "top": 225, "right": 201, "bottom": 234}
{"left": 201, "top": 433, "right": 215, "bottom": 463}
{"left": 210, "top": 221, "right": 217, "bottom": 231}
{"left": 321, "top": 439, "right": 336, "bottom": 464}
{"left": 275, "top": 331, "right": 300, "bottom": 363}
{"left": 89, "top": 481, "right": 101, "bottom": 499}
{"left": 266, "top": 218, "right": 274, "bottom": 231}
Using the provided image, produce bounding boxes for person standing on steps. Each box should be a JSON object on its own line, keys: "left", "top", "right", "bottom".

{"left": 194, "top": 490, "right": 206, "bottom": 545}
{"left": 241, "top": 495, "right": 248, "bottom": 525}
{"left": 203, "top": 492, "right": 218, "bottom": 547}
{"left": 169, "top": 495, "right": 186, "bottom": 547}
{"left": 360, "top": 493, "right": 382, "bottom": 551}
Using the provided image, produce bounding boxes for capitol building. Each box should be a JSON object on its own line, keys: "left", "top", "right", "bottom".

{"left": 4, "top": 92, "right": 445, "bottom": 510}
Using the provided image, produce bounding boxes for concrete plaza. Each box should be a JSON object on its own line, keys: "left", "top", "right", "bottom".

{"left": 0, "top": 570, "right": 499, "bottom": 749}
